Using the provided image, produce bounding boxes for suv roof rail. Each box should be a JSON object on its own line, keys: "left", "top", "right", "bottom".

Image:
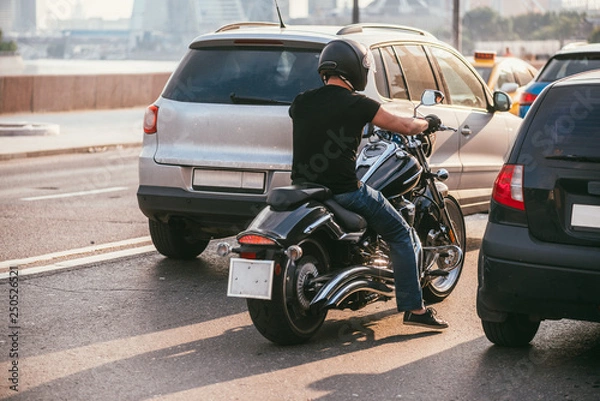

{"left": 337, "top": 23, "right": 434, "bottom": 37}
{"left": 216, "top": 22, "right": 281, "bottom": 33}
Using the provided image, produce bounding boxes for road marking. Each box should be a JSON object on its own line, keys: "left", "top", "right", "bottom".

{"left": 21, "top": 186, "right": 128, "bottom": 201}
{"left": 0, "top": 245, "right": 156, "bottom": 280}
{"left": 0, "top": 236, "right": 153, "bottom": 277}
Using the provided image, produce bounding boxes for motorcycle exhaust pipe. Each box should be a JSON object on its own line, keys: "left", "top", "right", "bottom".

{"left": 310, "top": 265, "right": 394, "bottom": 312}
{"left": 321, "top": 278, "right": 395, "bottom": 310}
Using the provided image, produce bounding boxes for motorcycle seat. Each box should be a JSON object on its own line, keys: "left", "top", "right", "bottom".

{"left": 267, "top": 184, "right": 332, "bottom": 211}
{"left": 268, "top": 184, "right": 367, "bottom": 232}
{"left": 324, "top": 199, "right": 367, "bottom": 232}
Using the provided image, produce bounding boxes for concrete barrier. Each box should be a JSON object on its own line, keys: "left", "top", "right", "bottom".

{"left": 0, "top": 72, "right": 170, "bottom": 114}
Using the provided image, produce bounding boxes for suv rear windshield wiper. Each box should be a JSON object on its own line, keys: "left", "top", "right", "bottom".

{"left": 230, "top": 93, "right": 291, "bottom": 105}
{"left": 546, "top": 154, "right": 600, "bottom": 163}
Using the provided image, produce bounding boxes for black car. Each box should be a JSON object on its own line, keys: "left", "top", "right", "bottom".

{"left": 477, "top": 69, "right": 600, "bottom": 347}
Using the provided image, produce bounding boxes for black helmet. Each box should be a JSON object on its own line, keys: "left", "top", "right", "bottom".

{"left": 318, "top": 39, "right": 372, "bottom": 91}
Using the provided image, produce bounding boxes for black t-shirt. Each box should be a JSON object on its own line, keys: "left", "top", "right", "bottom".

{"left": 289, "top": 85, "right": 381, "bottom": 194}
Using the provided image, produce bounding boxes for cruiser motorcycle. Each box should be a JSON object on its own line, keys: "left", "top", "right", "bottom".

{"left": 218, "top": 90, "right": 465, "bottom": 345}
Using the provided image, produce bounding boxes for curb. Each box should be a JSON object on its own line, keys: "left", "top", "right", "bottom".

{"left": 0, "top": 142, "right": 142, "bottom": 161}
{"left": 0, "top": 122, "right": 60, "bottom": 137}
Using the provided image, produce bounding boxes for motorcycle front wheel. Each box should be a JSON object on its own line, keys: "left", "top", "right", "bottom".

{"left": 246, "top": 238, "right": 329, "bottom": 345}
{"left": 422, "top": 195, "right": 466, "bottom": 302}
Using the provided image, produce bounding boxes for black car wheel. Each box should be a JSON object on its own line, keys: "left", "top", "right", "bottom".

{"left": 481, "top": 313, "right": 540, "bottom": 347}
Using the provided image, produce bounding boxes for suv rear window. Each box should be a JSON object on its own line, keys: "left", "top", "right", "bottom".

{"left": 163, "top": 46, "right": 322, "bottom": 104}
{"left": 538, "top": 54, "right": 600, "bottom": 82}
{"left": 522, "top": 85, "right": 600, "bottom": 159}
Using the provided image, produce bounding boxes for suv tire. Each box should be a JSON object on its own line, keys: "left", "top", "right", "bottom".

{"left": 481, "top": 313, "right": 540, "bottom": 347}
{"left": 149, "top": 219, "right": 209, "bottom": 259}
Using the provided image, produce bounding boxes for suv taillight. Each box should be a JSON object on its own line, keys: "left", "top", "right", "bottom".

{"left": 492, "top": 164, "right": 525, "bottom": 211}
{"left": 143, "top": 105, "right": 158, "bottom": 134}
{"left": 520, "top": 92, "right": 537, "bottom": 106}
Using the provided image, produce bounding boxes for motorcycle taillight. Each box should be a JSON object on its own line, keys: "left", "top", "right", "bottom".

{"left": 238, "top": 234, "right": 276, "bottom": 246}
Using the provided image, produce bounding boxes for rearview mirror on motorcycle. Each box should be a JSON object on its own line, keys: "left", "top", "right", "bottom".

{"left": 414, "top": 90, "right": 444, "bottom": 117}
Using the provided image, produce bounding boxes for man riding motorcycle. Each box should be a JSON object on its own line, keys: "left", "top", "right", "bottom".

{"left": 289, "top": 38, "right": 448, "bottom": 329}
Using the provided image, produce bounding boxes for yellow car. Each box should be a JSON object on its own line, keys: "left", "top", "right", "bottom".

{"left": 468, "top": 51, "right": 538, "bottom": 115}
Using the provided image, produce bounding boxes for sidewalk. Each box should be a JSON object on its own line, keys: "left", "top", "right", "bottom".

{"left": 0, "top": 107, "right": 146, "bottom": 160}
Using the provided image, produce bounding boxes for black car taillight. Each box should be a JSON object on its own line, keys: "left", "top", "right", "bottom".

{"left": 493, "top": 164, "right": 524, "bottom": 211}
{"left": 490, "top": 164, "right": 528, "bottom": 226}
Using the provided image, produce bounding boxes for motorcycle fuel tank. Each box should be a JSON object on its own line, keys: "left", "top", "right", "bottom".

{"left": 356, "top": 141, "right": 422, "bottom": 198}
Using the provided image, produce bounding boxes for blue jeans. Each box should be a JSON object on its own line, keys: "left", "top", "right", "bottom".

{"left": 333, "top": 183, "right": 423, "bottom": 312}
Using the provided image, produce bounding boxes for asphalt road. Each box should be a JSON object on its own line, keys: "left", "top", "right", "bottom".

{"left": 0, "top": 149, "right": 148, "bottom": 261}
{"left": 0, "top": 150, "right": 598, "bottom": 400}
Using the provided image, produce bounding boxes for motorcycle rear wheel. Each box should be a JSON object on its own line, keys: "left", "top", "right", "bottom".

{"left": 247, "top": 238, "right": 329, "bottom": 345}
{"left": 422, "top": 195, "right": 466, "bottom": 302}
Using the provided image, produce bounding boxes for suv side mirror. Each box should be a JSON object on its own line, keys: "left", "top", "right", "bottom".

{"left": 493, "top": 91, "right": 512, "bottom": 112}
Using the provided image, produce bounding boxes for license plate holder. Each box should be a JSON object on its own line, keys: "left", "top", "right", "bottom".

{"left": 227, "top": 258, "right": 274, "bottom": 300}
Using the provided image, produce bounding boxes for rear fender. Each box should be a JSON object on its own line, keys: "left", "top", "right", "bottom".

{"left": 240, "top": 201, "right": 340, "bottom": 247}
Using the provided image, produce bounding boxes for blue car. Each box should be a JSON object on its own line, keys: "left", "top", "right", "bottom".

{"left": 519, "top": 43, "right": 600, "bottom": 117}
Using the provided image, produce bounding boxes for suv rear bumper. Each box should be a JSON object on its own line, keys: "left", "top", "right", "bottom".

{"left": 137, "top": 185, "right": 268, "bottom": 238}
{"left": 477, "top": 222, "right": 600, "bottom": 324}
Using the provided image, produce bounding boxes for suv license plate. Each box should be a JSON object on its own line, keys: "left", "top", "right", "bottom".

{"left": 227, "top": 258, "right": 274, "bottom": 300}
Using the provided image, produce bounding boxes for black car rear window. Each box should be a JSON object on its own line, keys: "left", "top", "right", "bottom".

{"left": 162, "top": 46, "right": 322, "bottom": 104}
{"left": 522, "top": 85, "right": 600, "bottom": 159}
{"left": 538, "top": 54, "right": 600, "bottom": 82}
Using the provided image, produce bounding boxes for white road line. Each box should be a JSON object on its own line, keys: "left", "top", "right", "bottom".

{"left": 0, "top": 236, "right": 152, "bottom": 271}
{"left": 0, "top": 245, "right": 156, "bottom": 280}
{"left": 21, "top": 186, "right": 128, "bottom": 201}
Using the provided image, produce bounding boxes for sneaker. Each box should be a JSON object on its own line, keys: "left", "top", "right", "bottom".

{"left": 403, "top": 307, "right": 449, "bottom": 330}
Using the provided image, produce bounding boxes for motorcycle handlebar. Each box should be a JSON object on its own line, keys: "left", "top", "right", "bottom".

{"left": 437, "top": 124, "right": 458, "bottom": 133}
{"left": 373, "top": 124, "right": 457, "bottom": 142}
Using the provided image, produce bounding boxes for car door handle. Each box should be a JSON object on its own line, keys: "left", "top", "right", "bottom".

{"left": 460, "top": 125, "right": 472, "bottom": 136}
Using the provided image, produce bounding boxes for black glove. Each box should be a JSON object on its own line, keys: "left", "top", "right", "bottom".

{"left": 424, "top": 114, "right": 441, "bottom": 134}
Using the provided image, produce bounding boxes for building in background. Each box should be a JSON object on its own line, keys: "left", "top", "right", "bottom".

{"left": 0, "top": 0, "right": 16, "bottom": 32}
{"left": 4, "top": 0, "right": 600, "bottom": 61}
{"left": 463, "top": 0, "right": 600, "bottom": 15}
{"left": 128, "top": 0, "right": 286, "bottom": 58}
{"left": 310, "top": 0, "right": 337, "bottom": 16}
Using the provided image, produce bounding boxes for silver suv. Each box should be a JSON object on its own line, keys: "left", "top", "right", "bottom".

{"left": 137, "top": 22, "right": 521, "bottom": 259}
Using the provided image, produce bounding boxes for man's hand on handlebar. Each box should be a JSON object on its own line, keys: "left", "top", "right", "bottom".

{"left": 423, "top": 114, "right": 441, "bottom": 135}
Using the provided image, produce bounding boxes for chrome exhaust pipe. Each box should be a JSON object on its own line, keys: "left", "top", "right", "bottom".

{"left": 322, "top": 278, "right": 394, "bottom": 310}
{"left": 310, "top": 265, "right": 394, "bottom": 312}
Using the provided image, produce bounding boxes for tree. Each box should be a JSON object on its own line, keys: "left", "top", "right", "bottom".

{"left": 532, "top": 11, "right": 588, "bottom": 47}
{"left": 590, "top": 27, "right": 600, "bottom": 43}
{"left": 0, "top": 29, "right": 18, "bottom": 52}
{"left": 461, "top": 7, "right": 590, "bottom": 52}
{"left": 463, "top": 7, "right": 508, "bottom": 41}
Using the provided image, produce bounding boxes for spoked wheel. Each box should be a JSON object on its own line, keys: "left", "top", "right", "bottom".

{"left": 246, "top": 238, "right": 329, "bottom": 345}
{"left": 423, "top": 195, "right": 466, "bottom": 302}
